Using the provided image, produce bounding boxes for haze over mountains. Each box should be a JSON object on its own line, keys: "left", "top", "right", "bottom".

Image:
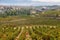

{"left": 0, "top": 0, "right": 60, "bottom": 6}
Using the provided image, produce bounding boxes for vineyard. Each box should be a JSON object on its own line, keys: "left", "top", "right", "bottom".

{"left": 0, "top": 24, "right": 60, "bottom": 40}
{"left": 0, "top": 10, "right": 60, "bottom": 40}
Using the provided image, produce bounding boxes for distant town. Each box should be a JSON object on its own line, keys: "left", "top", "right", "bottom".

{"left": 0, "top": 5, "right": 60, "bottom": 18}
{"left": 0, "top": 5, "right": 60, "bottom": 13}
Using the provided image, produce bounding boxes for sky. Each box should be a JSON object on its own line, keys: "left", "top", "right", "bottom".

{"left": 0, "top": 0, "right": 60, "bottom": 6}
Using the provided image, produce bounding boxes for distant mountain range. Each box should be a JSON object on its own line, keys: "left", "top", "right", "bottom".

{"left": 0, "top": 1, "right": 60, "bottom": 6}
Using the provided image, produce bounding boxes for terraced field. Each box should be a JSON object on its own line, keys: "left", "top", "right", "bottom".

{"left": 0, "top": 10, "right": 60, "bottom": 40}
{"left": 0, "top": 25, "right": 60, "bottom": 40}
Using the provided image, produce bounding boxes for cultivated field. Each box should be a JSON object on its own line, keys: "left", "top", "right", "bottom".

{"left": 0, "top": 10, "right": 60, "bottom": 40}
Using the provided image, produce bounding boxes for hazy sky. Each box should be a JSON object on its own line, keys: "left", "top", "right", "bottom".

{"left": 0, "top": 0, "right": 60, "bottom": 6}
{"left": 32, "top": 0, "right": 60, "bottom": 2}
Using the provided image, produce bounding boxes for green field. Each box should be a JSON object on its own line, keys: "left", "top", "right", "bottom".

{"left": 0, "top": 25, "right": 60, "bottom": 40}
{"left": 0, "top": 10, "right": 60, "bottom": 40}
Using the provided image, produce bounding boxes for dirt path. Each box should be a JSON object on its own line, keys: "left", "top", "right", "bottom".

{"left": 15, "top": 27, "right": 24, "bottom": 40}
{"left": 25, "top": 26, "right": 32, "bottom": 40}
{"left": 25, "top": 31, "right": 32, "bottom": 40}
{"left": 0, "top": 19, "right": 26, "bottom": 23}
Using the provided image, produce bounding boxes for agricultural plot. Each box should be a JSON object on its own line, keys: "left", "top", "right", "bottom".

{"left": 0, "top": 25, "right": 60, "bottom": 40}
{"left": 0, "top": 25, "right": 21, "bottom": 40}
{"left": 0, "top": 10, "right": 60, "bottom": 40}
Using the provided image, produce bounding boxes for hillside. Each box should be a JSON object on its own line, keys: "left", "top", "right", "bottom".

{"left": 0, "top": 7, "right": 60, "bottom": 40}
